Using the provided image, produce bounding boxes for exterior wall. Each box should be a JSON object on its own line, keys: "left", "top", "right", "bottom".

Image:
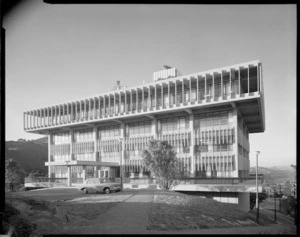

{"left": 237, "top": 112, "right": 250, "bottom": 177}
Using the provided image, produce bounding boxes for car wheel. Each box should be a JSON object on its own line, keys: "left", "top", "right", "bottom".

{"left": 83, "top": 188, "right": 88, "bottom": 194}
{"left": 104, "top": 188, "right": 110, "bottom": 194}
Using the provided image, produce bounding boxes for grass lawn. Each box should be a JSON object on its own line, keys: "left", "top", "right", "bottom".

{"left": 147, "top": 191, "right": 273, "bottom": 231}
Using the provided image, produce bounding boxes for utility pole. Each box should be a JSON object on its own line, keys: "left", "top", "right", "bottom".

{"left": 279, "top": 184, "right": 281, "bottom": 212}
{"left": 274, "top": 190, "right": 277, "bottom": 222}
{"left": 255, "top": 151, "right": 260, "bottom": 224}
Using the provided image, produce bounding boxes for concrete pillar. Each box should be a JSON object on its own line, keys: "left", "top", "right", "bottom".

{"left": 175, "top": 81, "right": 177, "bottom": 105}
{"left": 120, "top": 123, "right": 125, "bottom": 179}
{"left": 67, "top": 166, "right": 71, "bottom": 187}
{"left": 189, "top": 114, "right": 195, "bottom": 177}
{"left": 196, "top": 76, "right": 199, "bottom": 102}
{"left": 82, "top": 165, "right": 87, "bottom": 181}
{"left": 182, "top": 79, "right": 184, "bottom": 103}
{"left": 232, "top": 108, "right": 239, "bottom": 177}
{"left": 238, "top": 192, "right": 250, "bottom": 212}
{"left": 93, "top": 126, "right": 98, "bottom": 161}
{"left": 152, "top": 117, "right": 157, "bottom": 139}
{"left": 205, "top": 75, "right": 207, "bottom": 99}
{"left": 247, "top": 66, "right": 250, "bottom": 94}
{"left": 238, "top": 67, "right": 241, "bottom": 95}
{"left": 97, "top": 167, "right": 101, "bottom": 178}
{"left": 229, "top": 69, "right": 232, "bottom": 96}
{"left": 48, "top": 133, "right": 52, "bottom": 178}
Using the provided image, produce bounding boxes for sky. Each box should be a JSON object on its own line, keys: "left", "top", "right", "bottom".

{"left": 4, "top": 2, "right": 296, "bottom": 167}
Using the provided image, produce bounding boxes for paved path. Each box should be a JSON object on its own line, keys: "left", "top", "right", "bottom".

{"left": 73, "top": 190, "right": 296, "bottom": 235}
{"left": 76, "top": 190, "right": 154, "bottom": 234}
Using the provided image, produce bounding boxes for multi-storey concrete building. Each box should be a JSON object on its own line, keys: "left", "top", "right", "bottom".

{"left": 24, "top": 60, "right": 265, "bottom": 194}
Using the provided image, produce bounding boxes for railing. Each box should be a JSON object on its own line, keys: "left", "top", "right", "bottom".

{"left": 25, "top": 177, "right": 68, "bottom": 183}
{"left": 176, "top": 177, "right": 264, "bottom": 185}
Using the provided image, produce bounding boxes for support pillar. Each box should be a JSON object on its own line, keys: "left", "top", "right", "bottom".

{"left": 97, "top": 166, "right": 101, "bottom": 178}
{"left": 82, "top": 165, "right": 87, "bottom": 181}
{"left": 67, "top": 166, "right": 71, "bottom": 187}
{"left": 48, "top": 133, "right": 52, "bottom": 178}
{"left": 70, "top": 129, "right": 74, "bottom": 161}
{"left": 120, "top": 123, "right": 126, "bottom": 188}
{"left": 152, "top": 117, "right": 157, "bottom": 139}
{"left": 93, "top": 126, "right": 98, "bottom": 161}
{"left": 232, "top": 108, "right": 239, "bottom": 177}
{"left": 189, "top": 114, "right": 195, "bottom": 177}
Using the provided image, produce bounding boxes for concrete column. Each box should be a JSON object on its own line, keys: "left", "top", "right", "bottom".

{"left": 113, "top": 93, "right": 116, "bottom": 115}
{"left": 196, "top": 76, "right": 199, "bottom": 102}
{"left": 238, "top": 67, "right": 241, "bottom": 95}
{"left": 48, "top": 133, "right": 52, "bottom": 178}
{"left": 142, "top": 87, "right": 144, "bottom": 110}
{"left": 212, "top": 74, "right": 215, "bottom": 100}
{"left": 257, "top": 64, "right": 259, "bottom": 92}
{"left": 259, "top": 63, "right": 262, "bottom": 92}
{"left": 229, "top": 69, "right": 232, "bottom": 96}
{"left": 23, "top": 112, "right": 25, "bottom": 130}
{"left": 99, "top": 97, "right": 102, "bottom": 118}
{"left": 58, "top": 105, "right": 61, "bottom": 125}
{"left": 30, "top": 111, "right": 33, "bottom": 128}
{"left": 97, "top": 167, "right": 101, "bottom": 178}
{"left": 247, "top": 66, "right": 250, "bottom": 94}
{"left": 82, "top": 165, "right": 87, "bottom": 181}
{"left": 168, "top": 82, "right": 170, "bottom": 106}
{"left": 36, "top": 110, "right": 39, "bottom": 128}
{"left": 93, "top": 126, "right": 98, "bottom": 161}
{"left": 108, "top": 94, "right": 111, "bottom": 116}
{"left": 182, "top": 79, "right": 184, "bottom": 103}
{"left": 152, "top": 117, "right": 157, "bottom": 139}
{"left": 103, "top": 96, "right": 106, "bottom": 117}
{"left": 125, "top": 92, "right": 127, "bottom": 113}
{"left": 221, "top": 71, "right": 223, "bottom": 97}
{"left": 120, "top": 123, "right": 125, "bottom": 180}
{"left": 175, "top": 81, "right": 177, "bottom": 105}
{"left": 119, "top": 93, "right": 122, "bottom": 114}
{"left": 70, "top": 129, "right": 74, "bottom": 161}
{"left": 136, "top": 89, "right": 138, "bottom": 111}
{"left": 232, "top": 108, "right": 239, "bottom": 177}
{"left": 189, "top": 78, "right": 192, "bottom": 102}
{"left": 205, "top": 75, "right": 207, "bottom": 99}
{"left": 26, "top": 112, "right": 29, "bottom": 129}
{"left": 130, "top": 90, "right": 133, "bottom": 112}
{"left": 148, "top": 86, "right": 151, "bottom": 108}
{"left": 189, "top": 114, "right": 195, "bottom": 177}
{"left": 62, "top": 104, "right": 65, "bottom": 124}
{"left": 43, "top": 108, "right": 46, "bottom": 127}
{"left": 238, "top": 192, "right": 250, "bottom": 211}
{"left": 67, "top": 166, "right": 71, "bottom": 187}
{"left": 154, "top": 85, "right": 157, "bottom": 108}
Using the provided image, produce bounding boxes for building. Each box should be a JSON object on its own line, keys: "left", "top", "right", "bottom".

{"left": 23, "top": 60, "right": 265, "bottom": 209}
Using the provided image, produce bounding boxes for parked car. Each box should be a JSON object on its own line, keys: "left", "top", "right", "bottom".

{"left": 77, "top": 178, "right": 121, "bottom": 194}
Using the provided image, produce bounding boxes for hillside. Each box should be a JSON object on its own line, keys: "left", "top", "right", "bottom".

{"left": 249, "top": 166, "right": 296, "bottom": 196}
{"left": 5, "top": 137, "right": 48, "bottom": 175}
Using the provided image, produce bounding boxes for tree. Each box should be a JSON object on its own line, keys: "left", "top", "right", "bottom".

{"left": 142, "top": 139, "right": 184, "bottom": 190}
{"left": 5, "top": 159, "right": 26, "bottom": 191}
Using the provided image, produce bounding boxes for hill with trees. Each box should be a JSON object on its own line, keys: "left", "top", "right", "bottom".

{"left": 5, "top": 137, "right": 48, "bottom": 176}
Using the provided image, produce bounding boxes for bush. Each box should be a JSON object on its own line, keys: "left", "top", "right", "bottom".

{"left": 250, "top": 192, "right": 268, "bottom": 210}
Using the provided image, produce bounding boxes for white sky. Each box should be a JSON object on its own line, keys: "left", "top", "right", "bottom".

{"left": 4, "top": 2, "right": 296, "bottom": 167}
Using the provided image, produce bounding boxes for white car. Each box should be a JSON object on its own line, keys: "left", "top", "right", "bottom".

{"left": 77, "top": 178, "right": 121, "bottom": 194}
